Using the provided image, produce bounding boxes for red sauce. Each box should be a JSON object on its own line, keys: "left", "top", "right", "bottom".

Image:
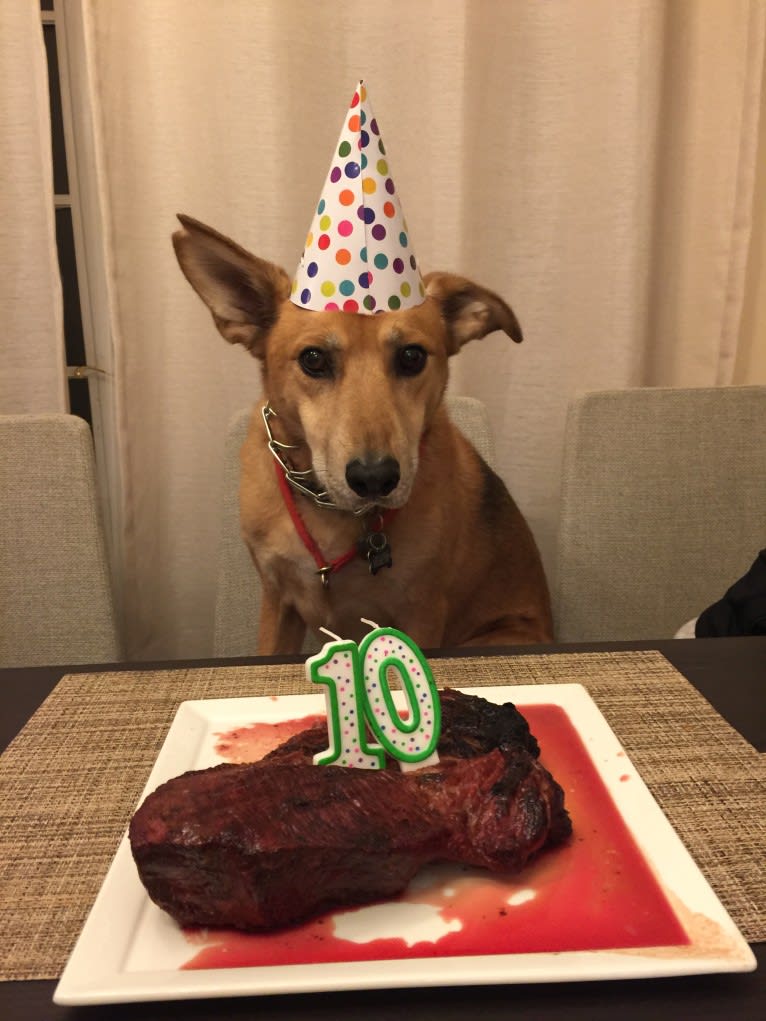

{"left": 184, "top": 704, "right": 688, "bottom": 970}
{"left": 213, "top": 713, "right": 324, "bottom": 763}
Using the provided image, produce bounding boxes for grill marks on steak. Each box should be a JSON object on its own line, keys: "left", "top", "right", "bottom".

{"left": 129, "top": 690, "right": 571, "bottom": 932}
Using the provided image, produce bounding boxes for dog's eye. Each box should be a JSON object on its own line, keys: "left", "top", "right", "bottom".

{"left": 395, "top": 345, "right": 428, "bottom": 377}
{"left": 298, "top": 347, "right": 332, "bottom": 378}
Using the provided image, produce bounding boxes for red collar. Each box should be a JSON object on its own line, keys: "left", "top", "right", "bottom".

{"left": 273, "top": 461, "right": 397, "bottom": 587}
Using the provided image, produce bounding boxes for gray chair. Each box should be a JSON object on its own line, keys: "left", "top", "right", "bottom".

{"left": 554, "top": 385, "right": 766, "bottom": 642}
{"left": 213, "top": 396, "right": 495, "bottom": 657}
{"left": 0, "top": 414, "right": 122, "bottom": 667}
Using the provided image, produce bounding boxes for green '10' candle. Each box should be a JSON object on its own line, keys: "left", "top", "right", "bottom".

{"left": 306, "top": 622, "right": 441, "bottom": 770}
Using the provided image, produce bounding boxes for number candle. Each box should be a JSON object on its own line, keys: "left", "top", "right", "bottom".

{"left": 307, "top": 622, "right": 441, "bottom": 770}
{"left": 358, "top": 624, "right": 441, "bottom": 769}
{"left": 306, "top": 630, "right": 384, "bottom": 769}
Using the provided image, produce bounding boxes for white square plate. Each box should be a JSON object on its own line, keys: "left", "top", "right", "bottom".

{"left": 54, "top": 684, "right": 755, "bottom": 1004}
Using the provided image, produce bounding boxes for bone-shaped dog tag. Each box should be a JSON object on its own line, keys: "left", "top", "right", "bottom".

{"left": 368, "top": 544, "right": 393, "bottom": 575}
{"left": 357, "top": 531, "right": 393, "bottom": 575}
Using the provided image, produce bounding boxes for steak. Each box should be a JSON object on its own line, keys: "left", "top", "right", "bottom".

{"left": 129, "top": 690, "right": 571, "bottom": 931}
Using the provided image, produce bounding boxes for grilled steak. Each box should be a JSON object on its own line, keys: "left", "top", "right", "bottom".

{"left": 129, "top": 690, "right": 571, "bottom": 931}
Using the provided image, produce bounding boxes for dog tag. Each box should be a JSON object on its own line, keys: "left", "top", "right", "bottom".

{"left": 368, "top": 544, "right": 393, "bottom": 575}
{"left": 357, "top": 531, "right": 393, "bottom": 575}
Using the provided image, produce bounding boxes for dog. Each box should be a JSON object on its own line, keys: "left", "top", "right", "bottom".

{"left": 173, "top": 214, "right": 552, "bottom": 653}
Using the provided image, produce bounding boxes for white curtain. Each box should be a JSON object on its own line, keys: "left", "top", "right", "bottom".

{"left": 736, "top": 32, "right": 766, "bottom": 385}
{"left": 0, "top": 1, "right": 66, "bottom": 414}
{"left": 77, "top": 0, "right": 765, "bottom": 659}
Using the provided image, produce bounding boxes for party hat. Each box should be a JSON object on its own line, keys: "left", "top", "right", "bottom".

{"left": 291, "top": 81, "right": 425, "bottom": 315}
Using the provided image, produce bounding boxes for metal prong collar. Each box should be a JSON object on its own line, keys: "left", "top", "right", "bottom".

{"left": 261, "top": 404, "right": 338, "bottom": 510}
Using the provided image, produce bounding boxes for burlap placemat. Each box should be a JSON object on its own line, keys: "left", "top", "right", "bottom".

{"left": 0, "top": 650, "right": 763, "bottom": 981}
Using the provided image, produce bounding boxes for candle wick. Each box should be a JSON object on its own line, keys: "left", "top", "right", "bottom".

{"left": 360, "top": 617, "right": 380, "bottom": 631}
{"left": 318, "top": 626, "right": 343, "bottom": 641}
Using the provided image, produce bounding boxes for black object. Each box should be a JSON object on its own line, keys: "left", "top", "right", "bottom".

{"left": 696, "top": 549, "right": 766, "bottom": 637}
{"left": 357, "top": 530, "right": 393, "bottom": 574}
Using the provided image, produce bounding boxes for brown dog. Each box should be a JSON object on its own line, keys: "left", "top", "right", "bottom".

{"left": 173, "top": 215, "right": 552, "bottom": 652}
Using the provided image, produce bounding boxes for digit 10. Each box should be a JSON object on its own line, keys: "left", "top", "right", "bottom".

{"left": 307, "top": 628, "right": 441, "bottom": 769}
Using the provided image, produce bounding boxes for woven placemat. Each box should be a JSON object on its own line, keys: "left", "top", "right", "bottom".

{"left": 0, "top": 650, "right": 763, "bottom": 981}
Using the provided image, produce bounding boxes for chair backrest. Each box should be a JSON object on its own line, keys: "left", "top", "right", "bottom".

{"left": 554, "top": 385, "right": 766, "bottom": 642}
{"left": 0, "top": 414, "right": 122, "bottom": 666}
{"left": 213, "top": 395, "right": 495, "bottom": 657}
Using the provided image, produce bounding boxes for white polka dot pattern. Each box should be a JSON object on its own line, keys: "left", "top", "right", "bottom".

{"left": 291, "top": 80, "right": 425, "bottom": 316}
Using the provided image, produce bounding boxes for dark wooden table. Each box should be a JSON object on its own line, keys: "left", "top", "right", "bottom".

{"left": 2, "top": 638, "right": 764, "bottom": 1020}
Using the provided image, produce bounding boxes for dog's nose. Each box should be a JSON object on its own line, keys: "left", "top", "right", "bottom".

{"left": 345, "top": 457, "right": 400, "bottom": 499}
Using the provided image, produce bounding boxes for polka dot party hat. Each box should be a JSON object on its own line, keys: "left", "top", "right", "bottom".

{"left": 291, "top": 81, "right": 425, "bottom": 315}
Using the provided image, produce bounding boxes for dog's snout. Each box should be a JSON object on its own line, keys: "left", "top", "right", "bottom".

{"left": 345, "top": 457, "right": 401, "bottom": 499}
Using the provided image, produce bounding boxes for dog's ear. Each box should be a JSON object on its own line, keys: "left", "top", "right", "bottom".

{"left": 423, "top": 272, "right": 523, "bottom": 354}
{"left": 172, "top": 214, "right": 291, "bottom": 357}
